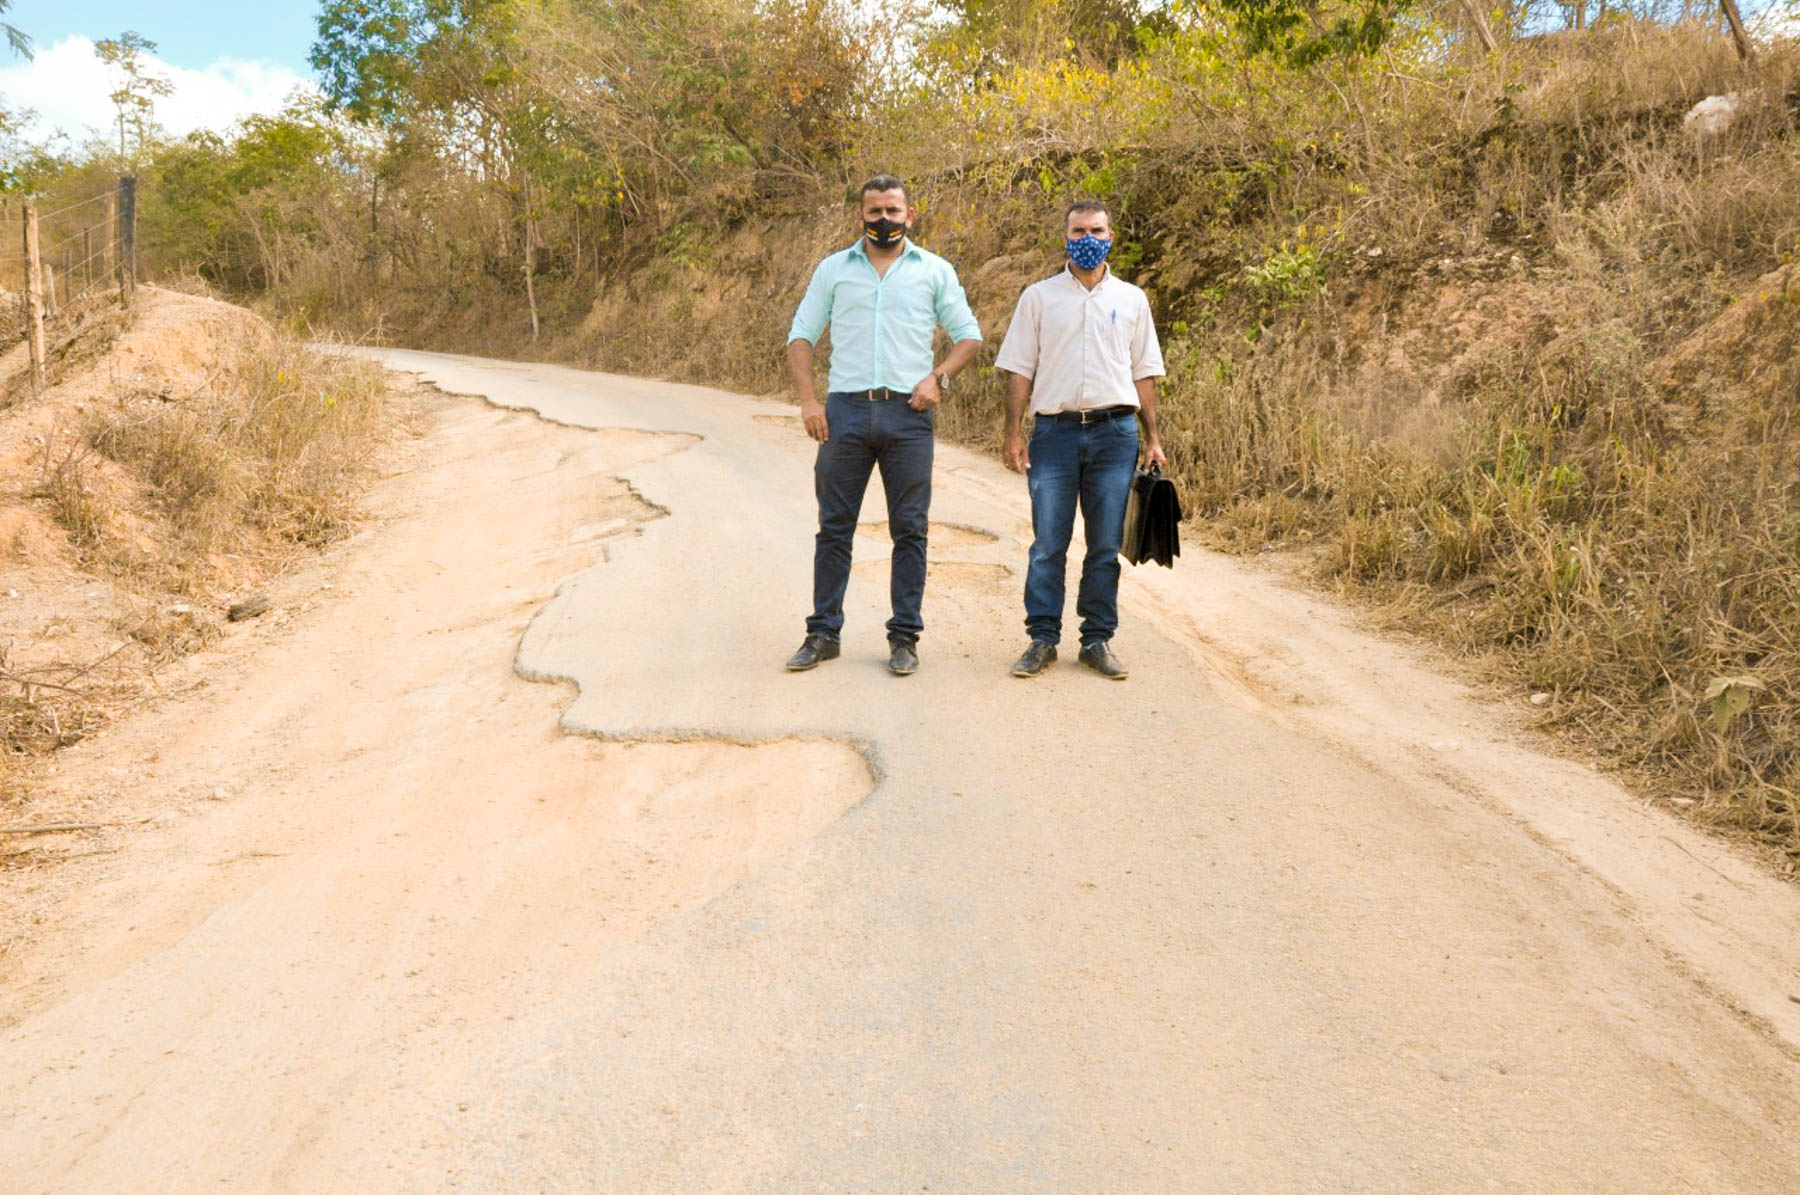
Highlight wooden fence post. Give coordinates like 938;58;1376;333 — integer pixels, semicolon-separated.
23;202;46;389
104;191;117;292
116;176;137;304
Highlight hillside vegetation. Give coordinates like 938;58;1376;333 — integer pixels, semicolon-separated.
0;290;389;786
7;3;1798;860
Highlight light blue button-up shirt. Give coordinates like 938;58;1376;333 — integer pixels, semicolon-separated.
787;239;982;394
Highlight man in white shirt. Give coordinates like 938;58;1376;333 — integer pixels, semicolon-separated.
994;199;1168;679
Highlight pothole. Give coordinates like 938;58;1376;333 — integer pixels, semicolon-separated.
856;521;998;548
851;559;1013;596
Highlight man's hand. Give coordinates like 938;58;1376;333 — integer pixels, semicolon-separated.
1144;436;1167;471
1002;370;1033;474
908;373;941;411
801;398;829;443
1004;428;1030;473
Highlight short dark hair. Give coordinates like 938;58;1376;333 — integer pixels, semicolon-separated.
860;174;908;203
1065;198;1111;224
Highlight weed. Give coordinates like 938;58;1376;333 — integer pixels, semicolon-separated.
79;336;387;584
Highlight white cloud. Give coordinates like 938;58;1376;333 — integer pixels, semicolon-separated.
0;36;316;146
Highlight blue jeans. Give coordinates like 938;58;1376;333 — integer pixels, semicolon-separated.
1024;414;1139;647
808;393;935;645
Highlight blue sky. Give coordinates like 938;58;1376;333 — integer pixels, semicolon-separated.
12;0;322;73
2;1;323;141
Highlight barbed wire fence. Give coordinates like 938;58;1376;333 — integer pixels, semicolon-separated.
3;178;138;391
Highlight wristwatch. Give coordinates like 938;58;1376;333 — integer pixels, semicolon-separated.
934;371;951;392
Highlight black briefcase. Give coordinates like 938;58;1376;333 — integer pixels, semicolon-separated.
1122;465;1182;568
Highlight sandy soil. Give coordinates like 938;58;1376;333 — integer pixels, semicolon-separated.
1;353;1798;1191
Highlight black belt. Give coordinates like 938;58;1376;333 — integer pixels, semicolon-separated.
838;388;911;402
1038;404;1137;425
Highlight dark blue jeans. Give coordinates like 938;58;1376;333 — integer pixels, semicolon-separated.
808;393;935;645
1024;414;1139;647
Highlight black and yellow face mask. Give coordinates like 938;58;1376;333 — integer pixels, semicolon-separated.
863;217;906;249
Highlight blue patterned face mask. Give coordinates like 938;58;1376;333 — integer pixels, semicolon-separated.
1066;234;1113;270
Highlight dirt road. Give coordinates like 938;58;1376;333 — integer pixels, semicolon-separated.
4;352;1800;1191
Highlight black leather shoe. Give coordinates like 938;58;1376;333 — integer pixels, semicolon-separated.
1078;641;1129;679
785;634;840;672
888;640;919;676
1010;640;1057;678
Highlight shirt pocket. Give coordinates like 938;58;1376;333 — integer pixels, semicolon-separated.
1099;308;1135;373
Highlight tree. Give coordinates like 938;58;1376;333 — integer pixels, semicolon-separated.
1719;0;1757;63
149;101;350;292
312;0;434;126
1215;0;1419;66
2;0;30;59
933;0;1172;71
1;2;33;193
314;1;544;327
311;0;517;129
94;32;174;166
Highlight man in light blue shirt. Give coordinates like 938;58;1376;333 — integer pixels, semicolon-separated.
784;175;983;676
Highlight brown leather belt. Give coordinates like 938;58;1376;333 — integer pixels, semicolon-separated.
837;388;911;401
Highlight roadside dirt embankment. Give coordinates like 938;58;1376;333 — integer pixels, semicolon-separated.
0;286;392;837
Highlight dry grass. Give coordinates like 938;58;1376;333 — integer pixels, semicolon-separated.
51;336;387;590
0;642;114;758
886;25;1800;862
5;327;390;778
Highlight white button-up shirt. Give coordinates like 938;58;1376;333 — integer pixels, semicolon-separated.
994;266;1165;414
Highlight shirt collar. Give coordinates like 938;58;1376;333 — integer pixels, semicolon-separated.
1061;263;1114;292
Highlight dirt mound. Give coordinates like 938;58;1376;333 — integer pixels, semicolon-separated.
0;288;272;572
100;287;276;394
1657;261;1800;400
0;287;373;791
2;285;270;402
